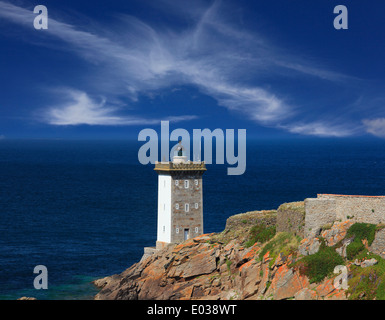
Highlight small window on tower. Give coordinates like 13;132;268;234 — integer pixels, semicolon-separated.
194;179;198;186
176;228;179;234
184;180;189;189
194;203;198;209
195;227;199;233
185;203;189;212
175;180;179;186
175;203;179;210
163;226;165;232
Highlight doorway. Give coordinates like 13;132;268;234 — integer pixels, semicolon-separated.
184;228;189;241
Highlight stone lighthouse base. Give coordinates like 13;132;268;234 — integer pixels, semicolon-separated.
140;241;176;262
140;246;158;263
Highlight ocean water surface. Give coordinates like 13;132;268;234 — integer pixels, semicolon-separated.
1;138;385;299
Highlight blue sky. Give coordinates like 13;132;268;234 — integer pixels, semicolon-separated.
0;0;385;139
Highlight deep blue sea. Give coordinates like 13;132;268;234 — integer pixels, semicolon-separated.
1;138;385;299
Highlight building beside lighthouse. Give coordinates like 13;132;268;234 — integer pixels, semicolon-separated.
142;142;206;259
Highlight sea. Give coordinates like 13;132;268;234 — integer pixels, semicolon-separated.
1;137;385;299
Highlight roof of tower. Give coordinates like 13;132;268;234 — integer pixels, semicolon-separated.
154;161;207;173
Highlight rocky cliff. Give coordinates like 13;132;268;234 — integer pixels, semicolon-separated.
93;202;385;300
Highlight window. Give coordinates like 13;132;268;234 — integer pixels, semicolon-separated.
184;180;189;189
176;228;179;234
195;227;199;233
175;203;179;210
163;226;165;232
194;203;199;209
185;203;189;212
175;180;179;186
194;179;199;186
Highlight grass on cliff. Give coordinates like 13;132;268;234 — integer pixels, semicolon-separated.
245;223;276;248
347;253;385;300
296;223;379;285
345;223;376;260
277;201;305;216
343;222;385;300
258;232;302;267
296;240;345;284
213;210;277;246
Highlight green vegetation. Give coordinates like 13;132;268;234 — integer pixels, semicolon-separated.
245;223;276;248
346;240;365;260
295;223;380;286
226;259;232;269
321;223;333;231
341;223;385;300
258;232;302;267
212;209;277;246
278;201;305;216
296;240;344;284
212;207;385;300
346;223;376;244
345;223;376;260
347;253;385;300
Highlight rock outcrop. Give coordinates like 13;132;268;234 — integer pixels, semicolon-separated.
94;229;347;300
93;202;385;300
94;208;348;300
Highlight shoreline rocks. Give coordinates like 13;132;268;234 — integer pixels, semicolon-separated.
93;209;348;300
93;202;385;300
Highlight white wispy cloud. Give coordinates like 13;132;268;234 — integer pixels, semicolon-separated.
362;118;385;138
282;121;359;138
44;90;197;126
0;0;363;134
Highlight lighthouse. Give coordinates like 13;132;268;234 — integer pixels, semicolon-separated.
153;140;206;250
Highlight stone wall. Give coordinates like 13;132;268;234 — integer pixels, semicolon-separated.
369;228;385;258
276;201;306;237
304;198;337;237
305;194;385;237
319;194;385;224
171;173;204;243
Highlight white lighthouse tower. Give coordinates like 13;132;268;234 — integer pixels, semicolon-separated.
141;141;206;260
155;140;206;250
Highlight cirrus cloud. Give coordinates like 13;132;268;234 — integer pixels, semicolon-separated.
44;90;197;126
0;0;374;136
363;118;385;138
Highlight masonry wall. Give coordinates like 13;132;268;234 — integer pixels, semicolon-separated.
318;194;385;225
369;228;385;258
276;201;306;238
304;198;337;237
305;194;385;238
170;172;204;243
